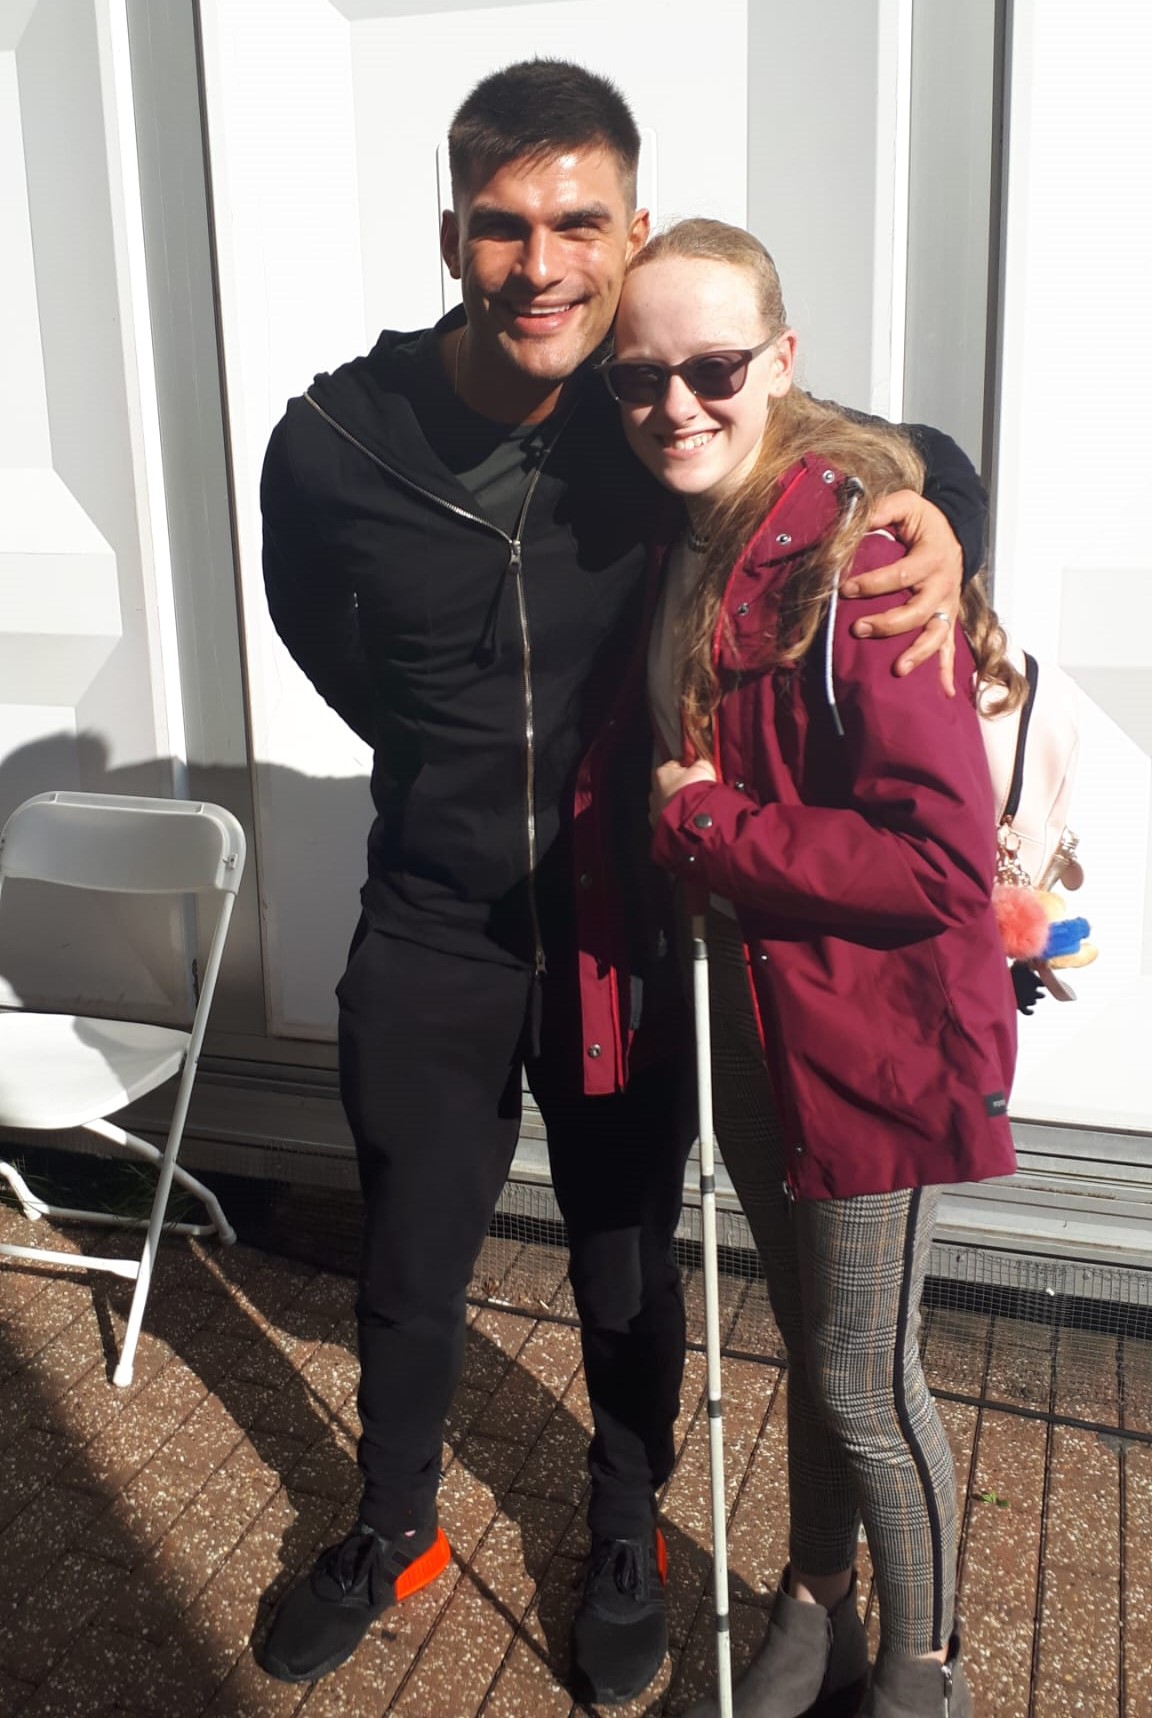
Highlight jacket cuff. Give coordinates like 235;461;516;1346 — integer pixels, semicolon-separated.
651;779;741;883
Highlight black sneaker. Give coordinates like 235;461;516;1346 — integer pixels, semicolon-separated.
570;1527;669;1706
260;1516;450;1683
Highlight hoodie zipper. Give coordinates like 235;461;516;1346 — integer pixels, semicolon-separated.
304;389;557;980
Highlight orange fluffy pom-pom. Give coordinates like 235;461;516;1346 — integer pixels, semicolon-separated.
993;883;1050;959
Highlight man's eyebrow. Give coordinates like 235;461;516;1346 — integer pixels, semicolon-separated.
466;202;617;232
554;204;615;228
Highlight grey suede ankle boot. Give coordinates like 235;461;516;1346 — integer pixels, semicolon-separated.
861;1632;973;1716
683;1569;869;1718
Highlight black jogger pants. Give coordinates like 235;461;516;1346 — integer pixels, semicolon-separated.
336;922;694;1540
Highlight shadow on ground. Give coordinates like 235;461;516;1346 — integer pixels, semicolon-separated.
0;1202;776;1716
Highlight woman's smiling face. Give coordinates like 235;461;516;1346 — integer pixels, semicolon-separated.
612;255;795;509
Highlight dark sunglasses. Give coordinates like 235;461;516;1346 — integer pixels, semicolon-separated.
600;337;777;406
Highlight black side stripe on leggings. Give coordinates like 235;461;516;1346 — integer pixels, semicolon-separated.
893;1188;945;1652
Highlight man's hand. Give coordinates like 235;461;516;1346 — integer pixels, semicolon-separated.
840;490;963;695
650;758;718;829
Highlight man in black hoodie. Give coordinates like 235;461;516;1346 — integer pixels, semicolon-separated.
258;59;986;1703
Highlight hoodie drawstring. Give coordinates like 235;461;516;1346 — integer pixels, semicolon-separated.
823;476;866;739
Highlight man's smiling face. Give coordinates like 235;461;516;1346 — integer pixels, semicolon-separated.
440;146;649;419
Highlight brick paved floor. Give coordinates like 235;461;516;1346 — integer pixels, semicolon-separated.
0;1202;1146;1717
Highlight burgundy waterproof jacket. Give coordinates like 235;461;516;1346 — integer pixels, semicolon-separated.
576;454;1017;1200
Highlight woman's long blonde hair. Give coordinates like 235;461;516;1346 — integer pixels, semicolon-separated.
627;219;1024;757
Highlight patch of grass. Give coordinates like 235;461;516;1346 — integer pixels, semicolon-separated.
975;1488;1011;1508
0;1146;195;1229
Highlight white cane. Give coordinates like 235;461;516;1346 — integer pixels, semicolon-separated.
690;898;734;1718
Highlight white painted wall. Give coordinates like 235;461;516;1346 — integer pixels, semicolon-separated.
991;0;1152;1130
747;0;909;415
903;0;998;465
122;0;266;1037
0;0;194;1021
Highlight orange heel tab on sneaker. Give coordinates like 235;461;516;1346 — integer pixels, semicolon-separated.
393;1528;451;1602
655;1528;668;1585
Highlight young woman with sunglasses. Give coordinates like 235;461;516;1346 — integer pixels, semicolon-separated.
606;219;1020;1717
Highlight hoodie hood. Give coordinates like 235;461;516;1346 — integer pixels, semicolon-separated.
302;309;471;501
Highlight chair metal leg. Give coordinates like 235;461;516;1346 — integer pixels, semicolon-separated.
0;1129;235;1387
0;1160;51;1221
1;1084;236;1391
113;1231;155;1385
0;1240;138;1279
0;1191;218;1240
111;1134;184;1388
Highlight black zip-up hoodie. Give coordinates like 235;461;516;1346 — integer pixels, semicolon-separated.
261;308;988;971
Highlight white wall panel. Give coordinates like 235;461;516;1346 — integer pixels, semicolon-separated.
0;470;121;704
0;1;195;1022
991;0;1152;1130
0;52;50;464
196;0;373;1030
122;0;266;1037
903;0;998;465
746;0;908;415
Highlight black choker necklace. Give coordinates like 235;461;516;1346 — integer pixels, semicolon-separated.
685;522;711;554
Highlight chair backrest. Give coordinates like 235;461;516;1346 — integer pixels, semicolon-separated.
0;792;246;896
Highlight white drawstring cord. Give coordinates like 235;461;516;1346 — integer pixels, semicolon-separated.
823;477;865;738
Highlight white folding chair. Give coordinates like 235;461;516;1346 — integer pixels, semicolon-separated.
0;791;246;1385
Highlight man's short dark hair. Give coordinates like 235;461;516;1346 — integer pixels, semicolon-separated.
448;59;640;206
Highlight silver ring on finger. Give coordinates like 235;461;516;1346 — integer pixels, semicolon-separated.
931;610;951;625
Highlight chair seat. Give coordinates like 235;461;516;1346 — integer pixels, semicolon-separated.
0;1011;189;1131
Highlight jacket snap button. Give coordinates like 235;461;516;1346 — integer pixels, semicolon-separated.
759;952;768;961
737;602;750;616
579;872;592;888
587;1044;602;1058
692;812;714;830
734;780;745;791
822;469;836;484
794;1143;805;1154
776;532;791;545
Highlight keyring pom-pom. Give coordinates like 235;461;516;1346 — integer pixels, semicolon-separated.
993;883;1050;959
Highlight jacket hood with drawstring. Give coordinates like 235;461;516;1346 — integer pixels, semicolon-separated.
581;455;1018;1194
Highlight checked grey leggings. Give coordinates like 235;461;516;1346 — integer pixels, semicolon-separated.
706;911;955;1657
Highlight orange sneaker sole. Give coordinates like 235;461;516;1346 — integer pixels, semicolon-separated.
392;1527;452;1603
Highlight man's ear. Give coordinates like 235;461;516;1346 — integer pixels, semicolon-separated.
440;209;462;280
626;207;651;263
